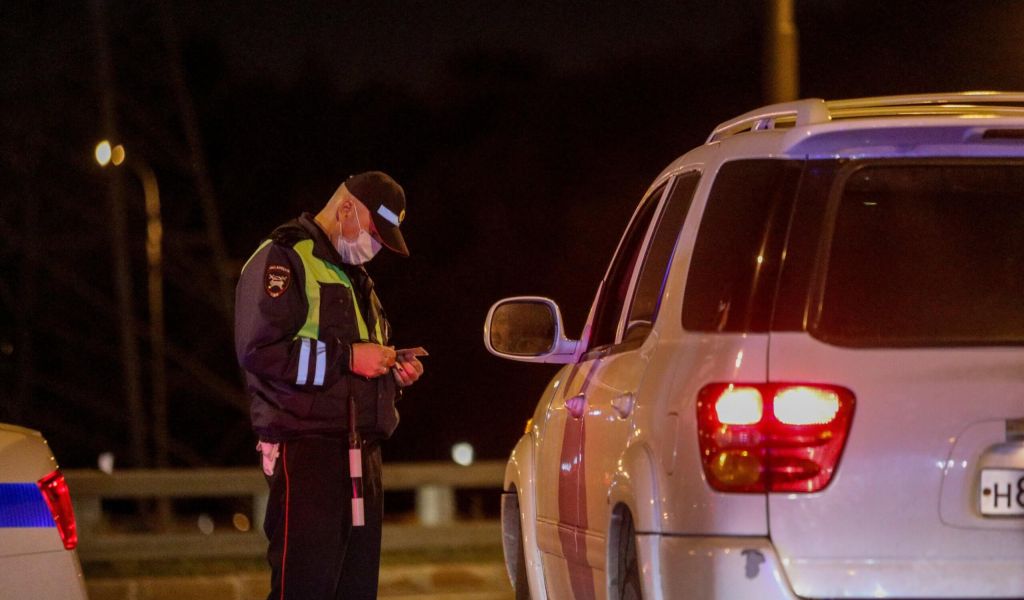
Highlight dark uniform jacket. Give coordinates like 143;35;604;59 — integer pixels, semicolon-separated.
235;213;399;442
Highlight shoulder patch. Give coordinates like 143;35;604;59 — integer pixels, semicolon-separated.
264;264;291;298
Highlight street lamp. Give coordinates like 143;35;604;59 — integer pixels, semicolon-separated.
94;140;125;167
95;140;168;469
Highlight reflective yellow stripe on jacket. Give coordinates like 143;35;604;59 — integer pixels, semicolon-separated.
241;238;383;343
291;239;382;342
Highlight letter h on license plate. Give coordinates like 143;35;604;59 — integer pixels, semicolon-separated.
980;469;1024;516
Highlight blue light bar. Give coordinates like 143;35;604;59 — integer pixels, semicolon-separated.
0;483;55;528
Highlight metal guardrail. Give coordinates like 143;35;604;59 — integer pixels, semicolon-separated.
65;461;506;562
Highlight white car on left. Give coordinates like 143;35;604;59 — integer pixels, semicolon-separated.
0;422;88;599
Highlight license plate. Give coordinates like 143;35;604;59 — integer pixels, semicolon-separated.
980;469;1024;516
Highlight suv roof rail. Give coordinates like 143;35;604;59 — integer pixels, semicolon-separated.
708;98;829;143
827;91;1024;110
707;91;1024;143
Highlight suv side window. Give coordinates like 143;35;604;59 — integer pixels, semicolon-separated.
682;160;802;333
621;172;701;346
587;183;667;351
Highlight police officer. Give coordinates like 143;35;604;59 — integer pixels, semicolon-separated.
235;171;424;600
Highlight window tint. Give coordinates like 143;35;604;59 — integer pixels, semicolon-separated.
682;160;803;332
623;172;701;345
814;161;1024;346
588;184;666;350
771;161;845;331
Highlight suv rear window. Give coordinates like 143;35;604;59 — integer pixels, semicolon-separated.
814;161;1024;346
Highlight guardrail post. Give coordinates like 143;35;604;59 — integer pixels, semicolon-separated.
74;495;103;537
416;484;454;526
253;491;268;532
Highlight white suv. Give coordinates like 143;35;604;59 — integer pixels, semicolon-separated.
0;423;88;598
485;93;1024;599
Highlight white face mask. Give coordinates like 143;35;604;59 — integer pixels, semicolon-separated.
335;209;382;265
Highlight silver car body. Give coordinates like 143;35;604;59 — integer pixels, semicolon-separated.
489;93;1024;599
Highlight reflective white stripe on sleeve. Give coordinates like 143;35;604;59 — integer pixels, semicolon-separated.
314;340;326;386
296;338;310;385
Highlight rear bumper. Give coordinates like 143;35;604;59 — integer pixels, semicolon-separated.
652;535;799;600
653;534;1024;599
782;557;1024;599
0;549;88;599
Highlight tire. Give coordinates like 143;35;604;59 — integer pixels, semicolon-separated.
513;521;531;600
502;491;532;600
615;510;643;600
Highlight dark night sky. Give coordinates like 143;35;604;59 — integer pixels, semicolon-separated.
2;1;1024;468
180;1;753;94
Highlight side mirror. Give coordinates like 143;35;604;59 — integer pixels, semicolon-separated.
484;296;579;364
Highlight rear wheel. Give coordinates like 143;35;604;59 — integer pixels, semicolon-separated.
614;510;642;600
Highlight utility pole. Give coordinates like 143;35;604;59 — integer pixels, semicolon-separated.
764;0;800;104
91;0;148;468
136;159;168;470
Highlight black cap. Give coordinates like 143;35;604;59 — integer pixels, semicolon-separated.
344;171;409;257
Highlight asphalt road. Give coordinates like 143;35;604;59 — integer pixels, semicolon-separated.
86;561;513;600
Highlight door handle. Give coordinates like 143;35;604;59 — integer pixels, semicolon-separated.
566;394;586;419
611;393;635;419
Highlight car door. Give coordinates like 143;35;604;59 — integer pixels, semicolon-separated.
550;172;699;599
533;358;601;598
534;180;666;599
582;173;700;584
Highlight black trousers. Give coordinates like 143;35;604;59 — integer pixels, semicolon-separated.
264;436;384;600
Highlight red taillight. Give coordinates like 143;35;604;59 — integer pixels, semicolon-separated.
697;383;855;493
37;470;78;550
